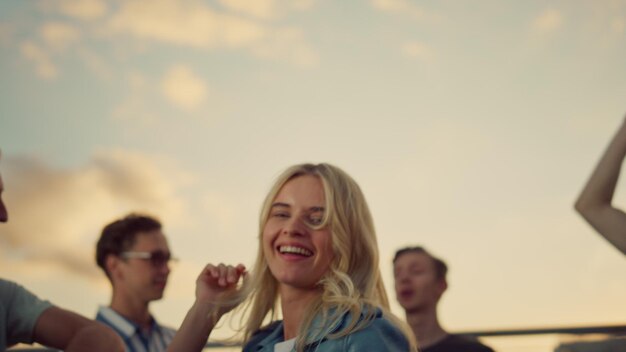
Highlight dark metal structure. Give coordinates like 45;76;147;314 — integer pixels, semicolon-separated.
10;324;626;351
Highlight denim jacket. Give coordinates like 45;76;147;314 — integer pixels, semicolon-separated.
242;307;410;352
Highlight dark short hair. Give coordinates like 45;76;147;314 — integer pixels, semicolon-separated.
96;214;162;276
393;246;448;280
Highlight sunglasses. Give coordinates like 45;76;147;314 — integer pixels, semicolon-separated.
120;250;178;267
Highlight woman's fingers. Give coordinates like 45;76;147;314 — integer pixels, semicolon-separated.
224;263;246;285
202;263;219;279
217;263;227;286
236;263;246;274
200;263;246;287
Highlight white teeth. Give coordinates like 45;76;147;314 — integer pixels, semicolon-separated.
279;245;312;257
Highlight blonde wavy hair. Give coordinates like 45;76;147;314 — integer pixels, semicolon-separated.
229;163;416;351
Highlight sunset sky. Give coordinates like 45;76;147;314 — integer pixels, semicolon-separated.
1;1;625;351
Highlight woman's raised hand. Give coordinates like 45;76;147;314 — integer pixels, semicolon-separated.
196;263;247;316
166;263;247;352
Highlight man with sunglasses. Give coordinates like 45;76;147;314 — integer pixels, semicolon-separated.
96;214;177;352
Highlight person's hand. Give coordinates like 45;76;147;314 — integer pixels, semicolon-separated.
166;263;247;352
195;263;247;317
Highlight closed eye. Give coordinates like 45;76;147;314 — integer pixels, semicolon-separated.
271;211;290;218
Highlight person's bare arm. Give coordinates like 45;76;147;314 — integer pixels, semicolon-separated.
575;116;626;254
33;306;125;352
167;263;246;352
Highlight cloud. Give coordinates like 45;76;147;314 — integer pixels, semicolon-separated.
401;41;435;62
372;0;415;13
114;67;211;121
612;17;625;34
0;150;190;279
112;72;159;123
19;22;81;79
218;0;278;20
16;0;317;79
0;246;101;279
19;41;57;79
251;27;319;67
76;47;113;80
371;0;438;22
40;22;81;51
217;0;315;20
105;0;316;67
532;9;564;33
108;0;266;48
161;65;209;111
58;0;108;20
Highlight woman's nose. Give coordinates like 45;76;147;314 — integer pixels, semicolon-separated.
282;216;306;236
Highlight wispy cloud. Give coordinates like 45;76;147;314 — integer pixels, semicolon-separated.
218;0;280;20
113;67;211;121
18;22;81;79
531;9;564;34
217;0;315;20
111;72;157;123
371;0;439;22
13;0;318;80
161;65;209;111
112;72;155;123
107;0;265;48
76;47;113;80
40;22;81;51
19;41;57;79
589;1;626;36
612;17;625;34
58;0;108;21
401;41;435;62
0;150;190;279
251;27;318;67
104;0;316;66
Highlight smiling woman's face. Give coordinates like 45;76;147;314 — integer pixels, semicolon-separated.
262;175;334;291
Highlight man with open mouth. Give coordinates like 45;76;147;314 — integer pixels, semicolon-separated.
393;246;494;352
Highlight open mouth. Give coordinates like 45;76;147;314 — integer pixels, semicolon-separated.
399;289;414;299
153;278;167;287
278;245;313;257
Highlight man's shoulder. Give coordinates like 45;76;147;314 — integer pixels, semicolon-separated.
0;278;54;347
0;278;24;296
0;278;52;309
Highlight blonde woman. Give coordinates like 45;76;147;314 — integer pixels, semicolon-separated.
169;163;416;351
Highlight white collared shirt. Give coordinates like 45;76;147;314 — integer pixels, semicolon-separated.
96;306;176;352
274;337;296;352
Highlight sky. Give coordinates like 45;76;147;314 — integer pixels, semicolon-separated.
1;1;625;351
